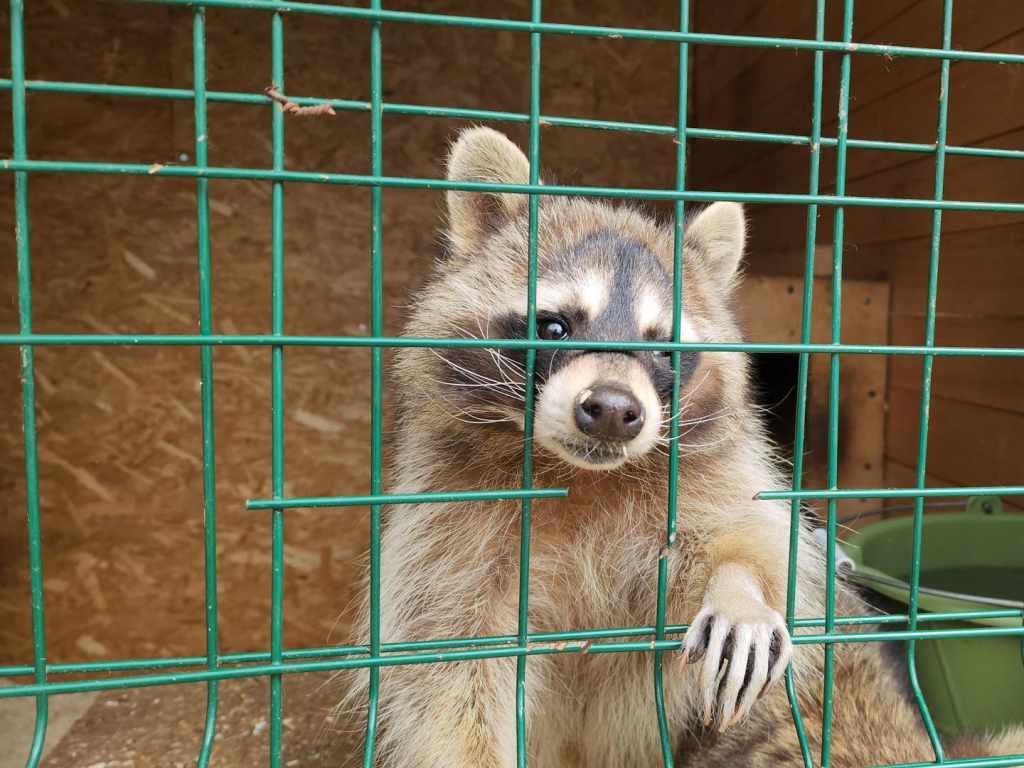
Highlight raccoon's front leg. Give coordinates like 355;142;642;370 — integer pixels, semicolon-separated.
673;508;794;733
679;562;792;730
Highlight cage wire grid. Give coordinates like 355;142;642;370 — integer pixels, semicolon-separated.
2;0;1023;766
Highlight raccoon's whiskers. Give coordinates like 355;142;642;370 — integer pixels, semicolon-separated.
429;348;525;402
461;310;528;393
546;348;562;379
488;347;527;390
677;418;746;455
425;374;513;394
480;309;529;387
658;368;713;424
680;368;712;409
655;407;737;444
437;317;522;383
679;408;737;434
421;383;515;425
454;414;516;425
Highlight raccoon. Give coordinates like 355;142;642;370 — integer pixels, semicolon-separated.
339;127;1024;768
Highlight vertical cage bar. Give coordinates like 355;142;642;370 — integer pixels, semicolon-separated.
784;0;827;763
652;1;690;765
269;11;286;767
903;0;954;761
362;0;385;763
191;7;221;765
9;2;49;766
821;1;855;764
515;0;542;763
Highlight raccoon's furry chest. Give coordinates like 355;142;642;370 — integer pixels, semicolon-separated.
526;489;700;632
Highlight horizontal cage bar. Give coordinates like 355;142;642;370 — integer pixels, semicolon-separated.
1;79;1021;161
2;622;1022;699
865;756;1024;768
245;487;569;510
2;606;1019;680
131;0;1024;65
759;486;1024;500
4;159;1024;214
0;333;1021;358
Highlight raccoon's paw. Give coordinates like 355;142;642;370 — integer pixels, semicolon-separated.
677;593;791;732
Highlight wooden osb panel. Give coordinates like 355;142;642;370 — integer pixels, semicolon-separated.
0;0;690;679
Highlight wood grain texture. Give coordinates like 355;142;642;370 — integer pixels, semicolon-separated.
736;276;889;519
693;0;1024;502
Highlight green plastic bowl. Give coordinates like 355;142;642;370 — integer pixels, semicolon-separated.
841;497;1024;734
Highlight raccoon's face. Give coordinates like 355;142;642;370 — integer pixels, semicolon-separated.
513;229;693;469
401;127;747;473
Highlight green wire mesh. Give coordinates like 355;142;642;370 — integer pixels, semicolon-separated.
3;0;1023;767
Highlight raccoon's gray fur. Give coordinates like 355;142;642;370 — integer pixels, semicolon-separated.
337;127;1024;768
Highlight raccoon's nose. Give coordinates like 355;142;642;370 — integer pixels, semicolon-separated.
574;385;646;442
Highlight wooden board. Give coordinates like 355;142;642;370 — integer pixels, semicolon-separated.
887;388;1024;492
889;314;1024;414
696;0;1024;192
736;276;890;520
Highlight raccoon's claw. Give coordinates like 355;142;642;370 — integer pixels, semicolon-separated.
679;612;713;664
678;598;792;732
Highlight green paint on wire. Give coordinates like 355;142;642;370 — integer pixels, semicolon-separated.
515;2;543;762
130;0;1024;66
9;1;48;765
783;0;827;760
1;77;1020;161
6;159;1024;214
362;1;385;763
191;8;221;766
0;333;1022;358
269;12;287;766
652;1;690;764
820;1;855;762
903;1;955;760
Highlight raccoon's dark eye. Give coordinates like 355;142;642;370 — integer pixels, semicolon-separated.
653;349;673;360
538;318;570;341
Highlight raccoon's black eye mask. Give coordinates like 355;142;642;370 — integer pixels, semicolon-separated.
649;349;702;400
492;310;586;344
489;311;701;395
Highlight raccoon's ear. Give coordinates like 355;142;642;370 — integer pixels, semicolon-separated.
685;202;746;292
445;127;531;253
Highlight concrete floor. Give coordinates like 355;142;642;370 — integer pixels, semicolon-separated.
1;673;357;767
0;681;98;768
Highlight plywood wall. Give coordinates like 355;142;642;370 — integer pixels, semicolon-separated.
691;0;1024;506
0;0;689;673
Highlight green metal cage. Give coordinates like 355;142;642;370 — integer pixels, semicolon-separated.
2;0;1022;766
